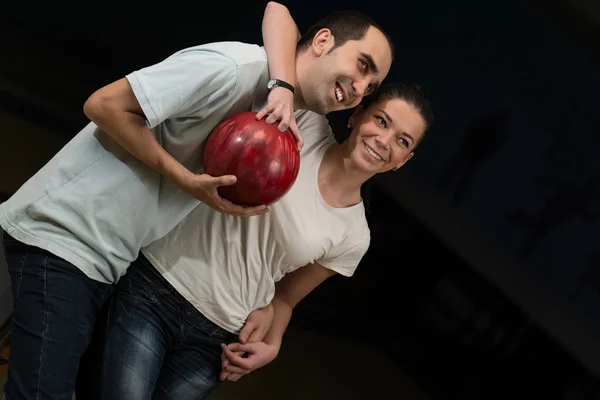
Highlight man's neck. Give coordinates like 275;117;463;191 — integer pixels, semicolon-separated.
292;82;306;110
293;51;311;111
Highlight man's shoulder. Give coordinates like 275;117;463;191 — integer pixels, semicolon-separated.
177;41;267;69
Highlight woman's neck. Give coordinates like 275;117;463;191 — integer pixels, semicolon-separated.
317;142;374;208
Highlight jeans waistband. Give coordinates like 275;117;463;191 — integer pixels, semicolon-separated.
2;229;49;255
133;254;235;339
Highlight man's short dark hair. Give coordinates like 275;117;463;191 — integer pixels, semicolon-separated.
297;10;394;60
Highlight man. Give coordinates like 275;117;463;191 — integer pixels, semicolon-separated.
1;2;393;399
79;5;395;399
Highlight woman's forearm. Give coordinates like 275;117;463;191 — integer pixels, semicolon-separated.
262;2;301;87
263;297;293;349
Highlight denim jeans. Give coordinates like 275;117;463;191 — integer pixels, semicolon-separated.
78;254;236;400
2;231;113;400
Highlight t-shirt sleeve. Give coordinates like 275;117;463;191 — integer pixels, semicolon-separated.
125;48;238;129
318;236;370;277
295;111;334;153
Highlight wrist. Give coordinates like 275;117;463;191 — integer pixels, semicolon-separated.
264;336;282;351
166;162;196;191
270;86;294;97
267;78;295;95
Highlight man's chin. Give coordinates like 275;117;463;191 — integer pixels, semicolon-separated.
315;102;332;115
324;102;343;114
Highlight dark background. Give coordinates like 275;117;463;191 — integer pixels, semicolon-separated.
1;0;599;398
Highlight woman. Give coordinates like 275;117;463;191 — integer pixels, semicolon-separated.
218;81;434;382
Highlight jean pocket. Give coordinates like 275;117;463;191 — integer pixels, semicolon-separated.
115;274;160;306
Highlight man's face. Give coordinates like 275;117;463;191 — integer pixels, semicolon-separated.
300;26;393;114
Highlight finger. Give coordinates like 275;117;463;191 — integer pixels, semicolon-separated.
228;373;244;382
227;342;255;354
221;204;268;217
239;323;254;344
256;106;274;121
220;371;230;381
290;121;304;151
277;118;290;133
221;344;253;369
219;199;269;217
265;111;281;125
224;364;250;374
246;329;264;343
222;350;246;369
212;175;237;188
247;328;263;343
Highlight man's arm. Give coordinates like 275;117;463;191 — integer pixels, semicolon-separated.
83;57;267;216
84;78;195;192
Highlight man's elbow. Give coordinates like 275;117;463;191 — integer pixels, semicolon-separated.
83;92;99;121
83;78;140;122
83;89;112;122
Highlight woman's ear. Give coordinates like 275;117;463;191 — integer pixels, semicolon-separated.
394;152;414;170
348;105;364;128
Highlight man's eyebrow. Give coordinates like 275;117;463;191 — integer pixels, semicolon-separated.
360;52;379;74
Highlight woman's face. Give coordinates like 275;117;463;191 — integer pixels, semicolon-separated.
346;97;426;174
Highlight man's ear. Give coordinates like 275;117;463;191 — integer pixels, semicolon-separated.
312;28;334;57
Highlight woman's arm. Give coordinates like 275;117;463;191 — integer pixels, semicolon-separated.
262;1;301;86
263;262;335;348
220;262;336;381
256;2;304;149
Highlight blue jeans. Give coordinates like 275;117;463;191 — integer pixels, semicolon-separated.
2;231;113;400
78;255;236;400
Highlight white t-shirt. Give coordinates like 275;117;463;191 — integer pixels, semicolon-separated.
0;42;272;283
142;110;371;334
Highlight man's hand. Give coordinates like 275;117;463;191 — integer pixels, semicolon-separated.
219;342;280;382
256;87;303;151
181;173;268;217
239;304;274;344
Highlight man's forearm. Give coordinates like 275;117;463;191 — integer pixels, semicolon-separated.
84;98;194;189
263;297;293;349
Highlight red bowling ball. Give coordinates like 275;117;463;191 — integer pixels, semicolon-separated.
203;112;300;206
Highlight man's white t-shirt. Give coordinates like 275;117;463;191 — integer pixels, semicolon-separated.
0;42;272;283
142;110;371;334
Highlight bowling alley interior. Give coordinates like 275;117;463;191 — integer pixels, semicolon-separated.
2;0;600;398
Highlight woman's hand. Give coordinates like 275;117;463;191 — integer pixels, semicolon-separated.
256;87;303;151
